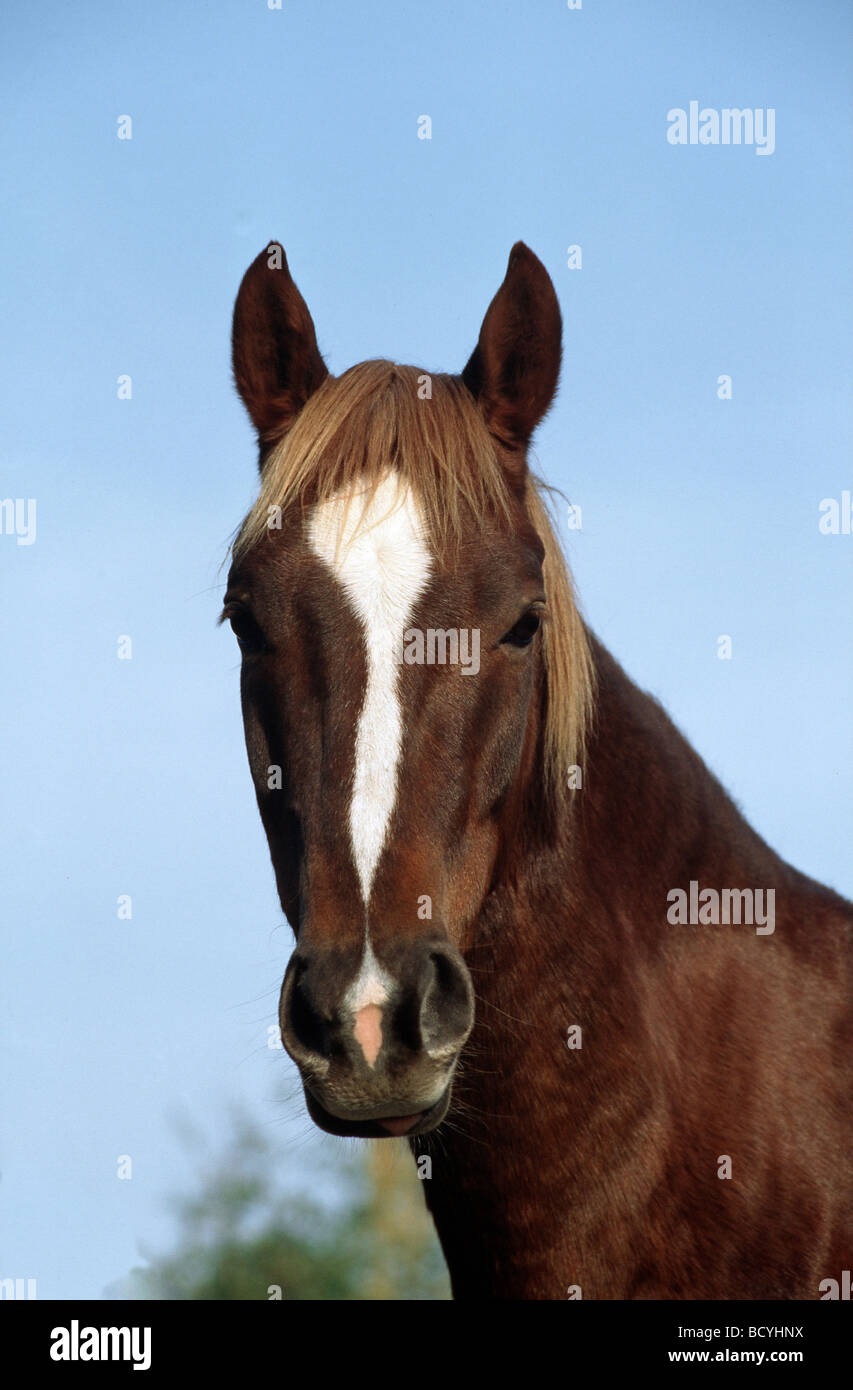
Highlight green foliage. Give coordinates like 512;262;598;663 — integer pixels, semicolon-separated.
110;1111;450;1301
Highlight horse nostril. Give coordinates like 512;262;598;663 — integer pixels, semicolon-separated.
280;957;331;1071
289;979;328;1057
419;945;475;1060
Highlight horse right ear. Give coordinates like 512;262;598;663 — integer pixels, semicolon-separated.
462;242;562;454
232;242;329;464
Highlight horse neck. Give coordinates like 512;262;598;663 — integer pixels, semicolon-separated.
418;629;778;1297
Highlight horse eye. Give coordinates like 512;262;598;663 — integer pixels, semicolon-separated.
501;610;542;648
225;605;267;655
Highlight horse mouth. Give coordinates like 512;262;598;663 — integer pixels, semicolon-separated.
303;1084;452;1139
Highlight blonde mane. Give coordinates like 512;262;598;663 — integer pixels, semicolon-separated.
232;360;595;799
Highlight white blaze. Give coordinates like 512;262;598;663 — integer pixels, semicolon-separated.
307;472;432;904
343;939;395;1014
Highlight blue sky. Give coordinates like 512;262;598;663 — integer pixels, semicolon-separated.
1;0;850;1298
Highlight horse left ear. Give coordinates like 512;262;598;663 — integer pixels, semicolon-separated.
232;242;329;463
462;242;562;453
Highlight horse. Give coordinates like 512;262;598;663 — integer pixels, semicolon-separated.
224;240;853;1299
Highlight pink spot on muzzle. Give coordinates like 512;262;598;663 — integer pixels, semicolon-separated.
353;1003;383;1068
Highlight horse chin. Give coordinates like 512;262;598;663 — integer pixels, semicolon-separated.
302;1083;452;1139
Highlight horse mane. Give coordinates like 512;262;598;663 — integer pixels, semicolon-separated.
231;359;595;802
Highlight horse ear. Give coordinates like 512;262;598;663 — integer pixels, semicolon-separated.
232;242;328;462
462;242;562;453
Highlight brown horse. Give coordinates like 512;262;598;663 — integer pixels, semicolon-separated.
224;240;853;1300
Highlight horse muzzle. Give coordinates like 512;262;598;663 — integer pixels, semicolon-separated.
278;937;474;1138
